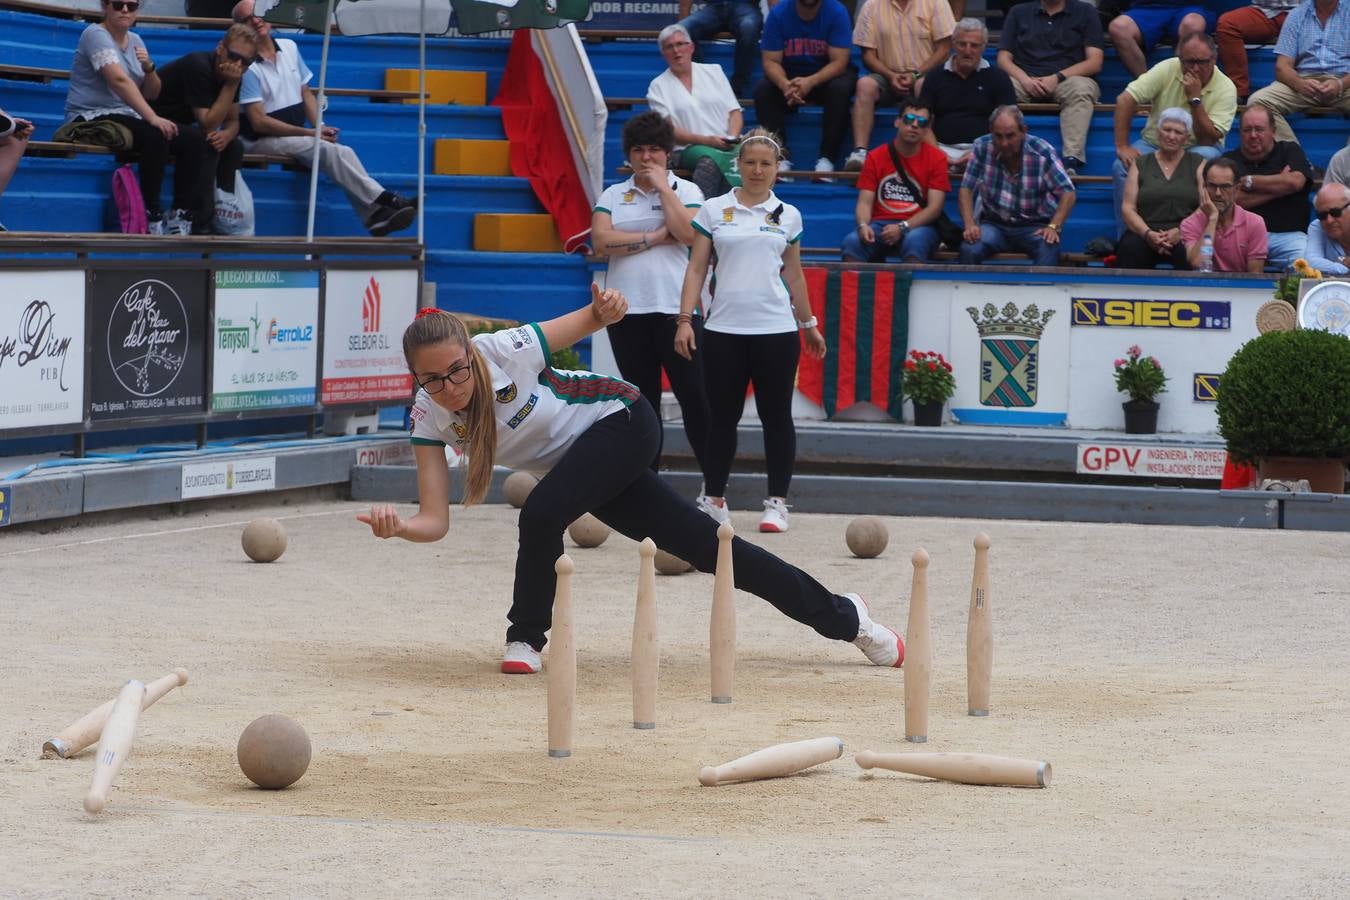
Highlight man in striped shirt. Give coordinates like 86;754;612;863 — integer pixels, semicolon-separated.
845;0;955;171
957;105;1077;266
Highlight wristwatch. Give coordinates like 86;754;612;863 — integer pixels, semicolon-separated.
1045;222;1060;232
1188;96;1202;107
1055;71;1066;84
1243;174;1254;192
143;59;155;73
900;220;911;233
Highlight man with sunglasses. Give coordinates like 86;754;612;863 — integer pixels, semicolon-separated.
1303;183;1350;274
149;23;257;234
1181;157;1269;272
840;100;949;263
1221;104;1313;270
231;0;415;237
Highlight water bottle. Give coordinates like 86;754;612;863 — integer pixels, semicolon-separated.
1198;234;1214;273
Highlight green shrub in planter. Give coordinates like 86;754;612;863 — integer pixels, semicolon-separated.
1216;329;1350;464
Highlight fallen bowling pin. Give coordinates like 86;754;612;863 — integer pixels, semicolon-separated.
698;736;844;786
855;750;1050;787
84;680;147;813
44;668;188;759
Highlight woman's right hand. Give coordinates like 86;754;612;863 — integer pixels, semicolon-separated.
150;115;178;140
674;320;697;360
357;503;404;539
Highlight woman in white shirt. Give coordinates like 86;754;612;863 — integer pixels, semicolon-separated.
591;112;711;476
646;24;744;201
675;129;826;534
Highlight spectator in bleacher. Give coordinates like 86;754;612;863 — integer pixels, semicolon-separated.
920;18;1015;172
648;24;744;199
1107;1;1213;79
1117;107;1203;268
674;129;825;534
590;111;711;478
676;0;762;99
1181;157;1269;272
148;24;257;235
1303;181;1350;273
840;98;949;262
1221;104;1313;270
753;0;856;182
1112;33;1237;237
1216;0;1300;103
62;0;219;234
0;108;33;231
1325;140;1350;186
844;0;955;172
958;104;1076;265
1247;0;1350;144
231;0;415;237
996;0;1104;176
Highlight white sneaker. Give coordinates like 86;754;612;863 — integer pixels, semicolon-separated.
758;497;790;533
844;147;868;171
845;593;904;667
163;208;192;236
812;157;835;183
776;159;794;182
501;641;541;674
697;494;732;525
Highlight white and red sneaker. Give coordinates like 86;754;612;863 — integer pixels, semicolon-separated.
697;494;732;525
844;593;904;667
501;641;541;674
758;498;790;533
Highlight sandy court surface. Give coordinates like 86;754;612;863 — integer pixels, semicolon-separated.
1;496;1348;898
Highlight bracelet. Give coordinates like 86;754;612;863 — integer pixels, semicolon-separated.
642;232;650;248
675;312;693;325
798;315;818;330
1046;222;1060;232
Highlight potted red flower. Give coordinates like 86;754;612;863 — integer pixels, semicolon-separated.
1113;345;1168;434
902;350;956;426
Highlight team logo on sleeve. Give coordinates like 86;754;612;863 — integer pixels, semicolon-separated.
508;326;533;350
495;383;518;404
408;405;426;433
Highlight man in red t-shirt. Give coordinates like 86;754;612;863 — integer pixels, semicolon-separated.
841;99;951;262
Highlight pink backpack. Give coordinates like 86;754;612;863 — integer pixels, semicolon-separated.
112;164;148;234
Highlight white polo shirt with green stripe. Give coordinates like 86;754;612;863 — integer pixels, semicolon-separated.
409;324;640;474
693;190;803;335
594;174;703;315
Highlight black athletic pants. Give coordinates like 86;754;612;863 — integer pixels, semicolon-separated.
751;66;856;164
506;397;858;649
605;312;711;474
701;328;800;499
101;114;233;231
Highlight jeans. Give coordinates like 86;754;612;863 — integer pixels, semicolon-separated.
680;1;763;97
959;220;1061;266
840;221;940;262
1112;139;1224;237
507;398;859;649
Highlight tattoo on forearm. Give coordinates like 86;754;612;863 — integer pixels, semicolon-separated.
606;240;645;252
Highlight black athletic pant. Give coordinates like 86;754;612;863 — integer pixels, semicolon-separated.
701;328;800;499
506;397;858;649
102;115;225;230
605;312;711;474
751;66;856;163
1114;230;1191;270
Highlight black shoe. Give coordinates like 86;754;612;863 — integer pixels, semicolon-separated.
1084;236;1116;257
1062;156;1085;176
376;190;417;210
367;204;416;237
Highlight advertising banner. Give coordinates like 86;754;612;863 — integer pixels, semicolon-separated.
88;269;208;422
181;456;278;499
1076;443;1227;480
0;270;87;431
212;270;320;412
321;269;418;405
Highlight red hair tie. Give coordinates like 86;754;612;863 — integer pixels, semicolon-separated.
415;307;446;320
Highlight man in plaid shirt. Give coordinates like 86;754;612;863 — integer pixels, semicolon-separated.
958;105;1077;266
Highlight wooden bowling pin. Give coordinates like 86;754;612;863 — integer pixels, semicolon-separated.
632;538;659;729
699;736;844;786
967;533;992;717
856;750;1050;787
710;522;735;704
84;679;146;813
547;554;576;758
44;668;188;759
904;548;931;743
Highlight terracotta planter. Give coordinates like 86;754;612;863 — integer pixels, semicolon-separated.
1122;399;1159;435
1258;456;1348;494
913;400;944;426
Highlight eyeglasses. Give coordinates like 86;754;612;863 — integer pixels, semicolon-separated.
902;113;930;127
1204;181;1237;191
1180;56;1214;67
1317;203;1349;220
107;1;139;11
225;48;257;65
661;40;691;52
417;364;472;394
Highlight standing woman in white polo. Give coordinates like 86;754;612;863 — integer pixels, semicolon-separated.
591;111;711;476
675;128;826;534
